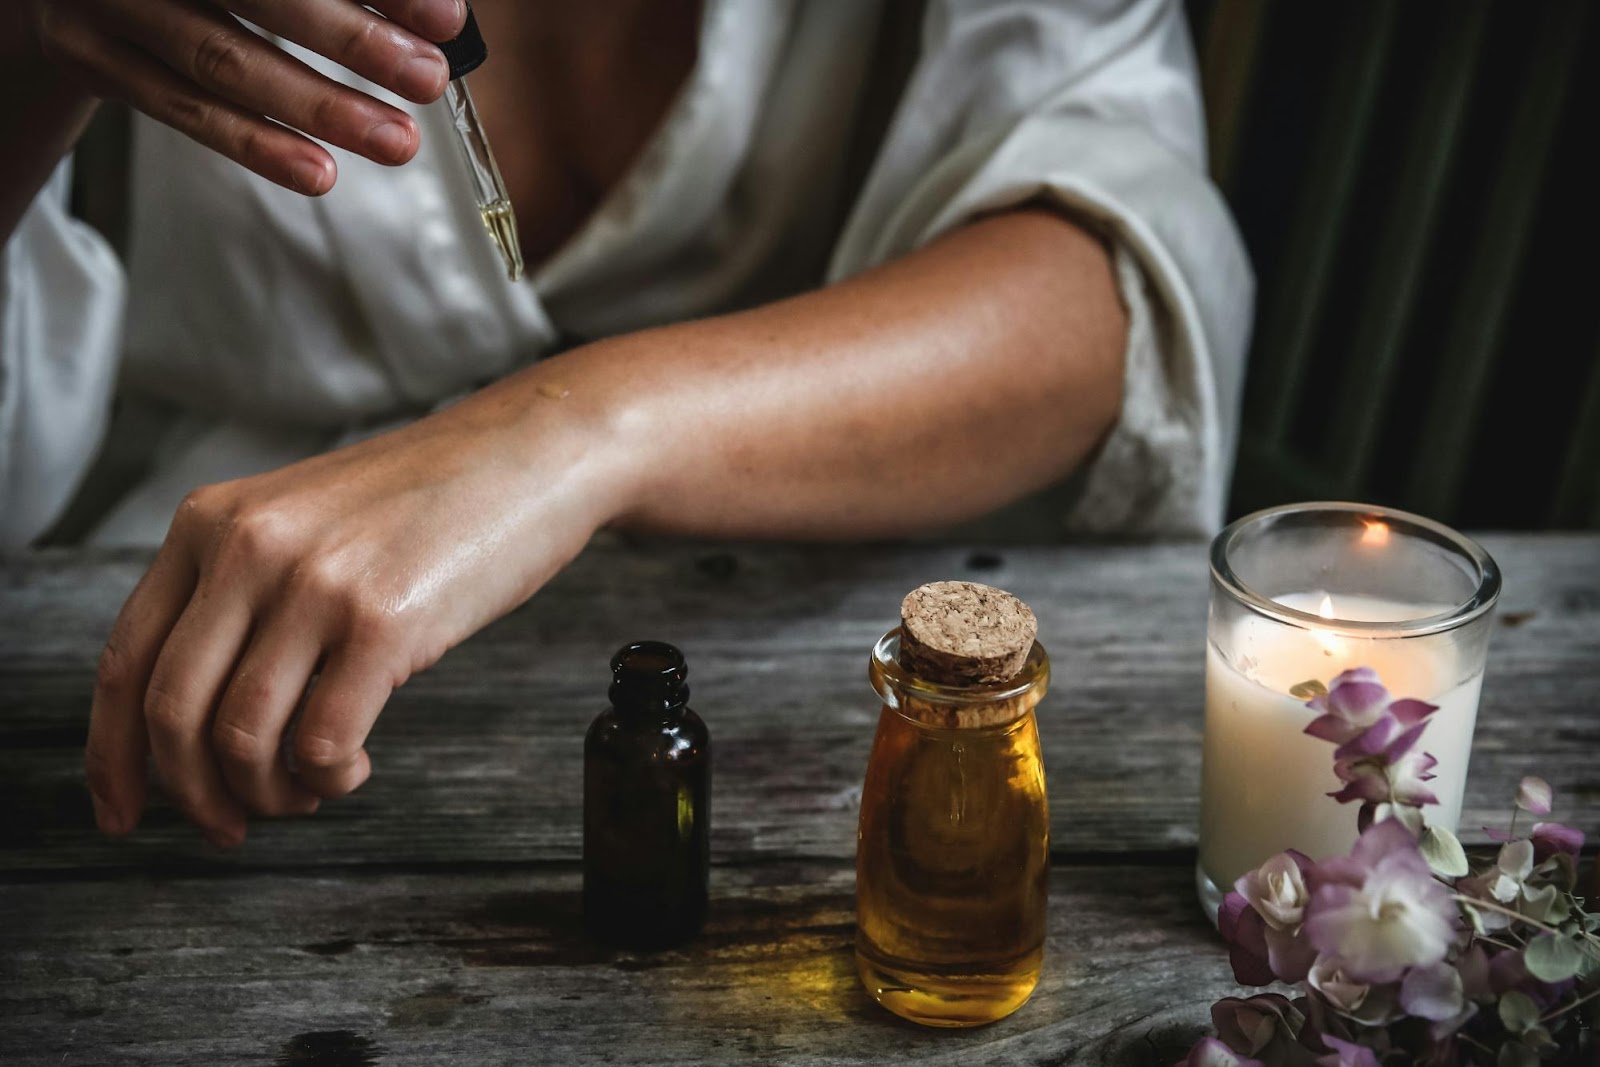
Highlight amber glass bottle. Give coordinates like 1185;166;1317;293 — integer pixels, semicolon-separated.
855;628;1051;1027
583;641;710;949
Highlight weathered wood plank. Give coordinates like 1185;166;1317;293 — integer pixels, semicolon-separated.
0;863;1248;1066
2;537;1597;873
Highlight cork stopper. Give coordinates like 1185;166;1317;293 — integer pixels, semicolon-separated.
899;581;1038;685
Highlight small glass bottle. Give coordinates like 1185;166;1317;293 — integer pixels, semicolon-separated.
855;600;1051;1027
583;641;710;949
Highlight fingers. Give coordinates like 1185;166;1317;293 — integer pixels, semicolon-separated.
103;0;423;166
212;620;324;818
86;547;196;836
363;0;469;44
290;645;396;800
224;0;457;99
143;581;252;846
75;28;337;194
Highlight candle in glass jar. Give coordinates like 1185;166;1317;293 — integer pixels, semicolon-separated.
1198;591;1484;892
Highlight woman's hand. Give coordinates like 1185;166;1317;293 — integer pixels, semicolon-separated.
28;0;467;194
85;372;635;845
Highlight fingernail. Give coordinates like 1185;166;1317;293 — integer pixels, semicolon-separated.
398;53;447;101
367;120;416;163
291;158;332;195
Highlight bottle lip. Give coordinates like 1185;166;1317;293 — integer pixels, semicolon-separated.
1210;501;1501;637
869;628;1049;708
609;640;689;715
611;640;687;680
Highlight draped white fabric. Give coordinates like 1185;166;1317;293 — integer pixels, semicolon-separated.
0;0;1251;547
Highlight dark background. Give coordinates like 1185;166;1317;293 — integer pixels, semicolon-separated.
1190;0;1599;529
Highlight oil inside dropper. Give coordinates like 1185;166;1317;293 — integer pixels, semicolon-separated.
439;6;524;282
480;198;524;282
442;72;525;283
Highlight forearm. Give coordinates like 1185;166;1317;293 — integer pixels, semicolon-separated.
504;208;1128;540
0;10;97;241
78;209;1126;844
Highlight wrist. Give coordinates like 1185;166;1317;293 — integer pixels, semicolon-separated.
481;339;659;536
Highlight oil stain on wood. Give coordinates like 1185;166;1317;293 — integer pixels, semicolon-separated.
275;1030;379;1066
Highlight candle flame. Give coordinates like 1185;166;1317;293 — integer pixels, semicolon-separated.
1315;594;1341;655
1361;520;1390;546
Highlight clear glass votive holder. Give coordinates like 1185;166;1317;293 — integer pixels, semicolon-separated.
1197;502;1500;920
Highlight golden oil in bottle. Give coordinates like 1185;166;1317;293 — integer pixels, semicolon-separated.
855;584;1050;1028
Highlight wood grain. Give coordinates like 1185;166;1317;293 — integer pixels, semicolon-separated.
0;862;1245;1067
2;537;1596;874
1;538;1597;1064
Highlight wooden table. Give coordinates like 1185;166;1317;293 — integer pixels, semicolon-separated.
3;537;1597;1065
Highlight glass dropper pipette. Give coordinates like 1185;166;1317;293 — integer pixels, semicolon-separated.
438;4;525;282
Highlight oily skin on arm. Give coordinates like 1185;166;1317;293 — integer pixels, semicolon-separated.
83;207;1126;845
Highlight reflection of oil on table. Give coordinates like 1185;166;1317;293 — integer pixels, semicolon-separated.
2;539;1596;1065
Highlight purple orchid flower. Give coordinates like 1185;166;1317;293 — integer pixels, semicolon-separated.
1303;668;1437;745
1398;961;1464;1022
1306;955;1403;1026
1304;821;1456;984
1516;776;1553;815
1201;667;1594;1067
1219;891;1277;987
1231;851;1319;982
1210;994;1305;1060
1529;821;1584;862
1323;711;1439;808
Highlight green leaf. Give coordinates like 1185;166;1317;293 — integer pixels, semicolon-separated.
1289;679;1328;700
1535;852;1578;892
1554;853;1577;883
1520;883;1569;925
1580;935;1600;976
1523;1026;1557;1051
1420;826;1470;878
1499;991;1540;1034
1525;933;1585;982
1497;1041;1538;1067
1462;901;1487;936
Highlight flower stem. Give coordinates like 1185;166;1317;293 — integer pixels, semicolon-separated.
1540;984;1600;1024
1453;895;1564;936
1472;934;1520;952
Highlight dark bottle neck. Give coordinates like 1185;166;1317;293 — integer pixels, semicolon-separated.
607;686;688;722
608;641;690;721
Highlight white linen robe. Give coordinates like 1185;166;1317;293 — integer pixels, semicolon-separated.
0;0;1253;547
